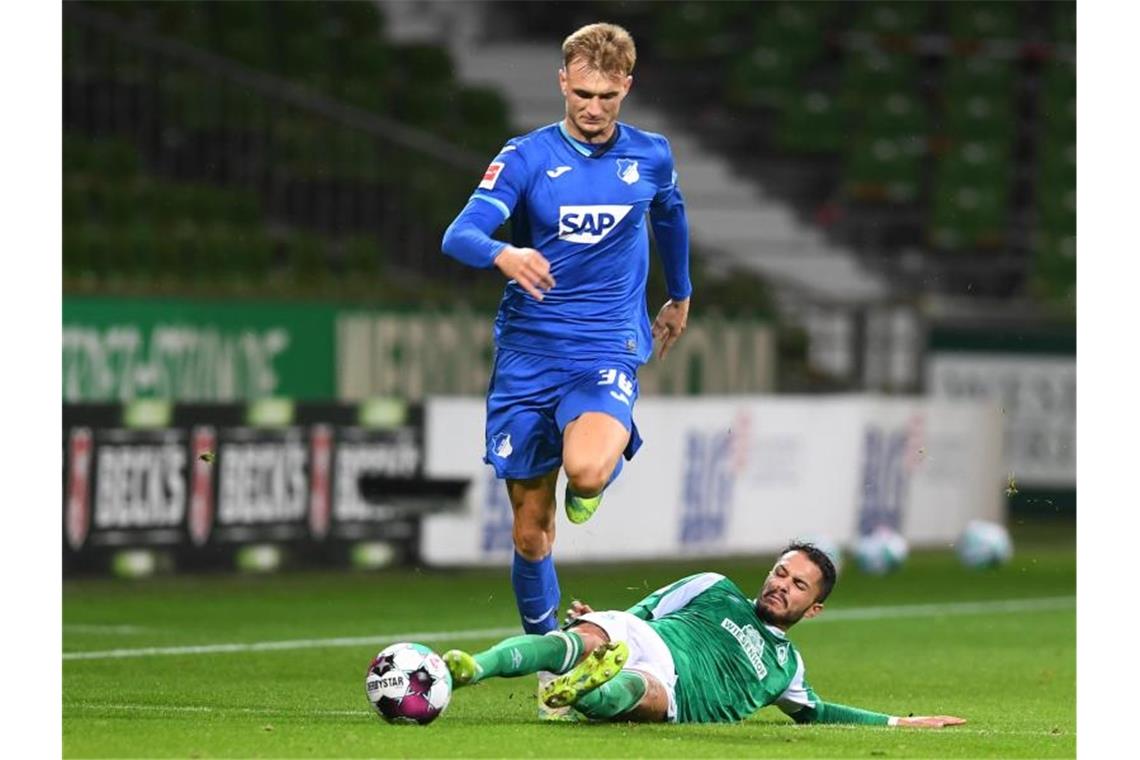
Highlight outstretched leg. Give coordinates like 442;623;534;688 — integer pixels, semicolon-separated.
445;622;609;687
574;669;670;722
444;630;586;687
560;616;672;723
447;620;670;724
541;639;629;708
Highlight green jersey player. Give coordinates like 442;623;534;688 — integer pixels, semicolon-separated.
443;543;965;727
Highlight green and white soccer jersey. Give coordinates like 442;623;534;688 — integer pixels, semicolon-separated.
632;573;820;723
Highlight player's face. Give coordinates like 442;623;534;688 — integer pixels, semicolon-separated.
559;59;631;143
755;551;825;629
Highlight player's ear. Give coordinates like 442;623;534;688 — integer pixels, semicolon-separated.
801;602;824;621
558;67;567;96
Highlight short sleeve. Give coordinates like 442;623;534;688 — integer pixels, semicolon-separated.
775;651;820;715
469;142;530;223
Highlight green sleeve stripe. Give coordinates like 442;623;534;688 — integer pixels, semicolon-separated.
791;701;892;726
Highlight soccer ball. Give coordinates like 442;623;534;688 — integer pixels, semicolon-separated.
365;642;452;725
956;520;1013;569
852;527;909;575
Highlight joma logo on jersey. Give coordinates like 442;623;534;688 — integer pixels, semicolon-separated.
559;205;632;244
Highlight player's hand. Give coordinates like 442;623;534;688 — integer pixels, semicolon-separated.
895;715;967;728
493;246;555;301
564;600;593;625
652;297;690;359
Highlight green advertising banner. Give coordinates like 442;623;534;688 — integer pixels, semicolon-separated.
335;311;775;398
64;297;777;402
63;297;337;401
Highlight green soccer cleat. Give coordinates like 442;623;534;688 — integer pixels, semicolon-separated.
564;483;605;525
541;640;629;709
443;649;482;688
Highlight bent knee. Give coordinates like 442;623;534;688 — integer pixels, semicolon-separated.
567;621;609;656
623;671;670;722
563;461;612;496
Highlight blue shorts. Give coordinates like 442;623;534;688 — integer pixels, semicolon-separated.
484;349;644;480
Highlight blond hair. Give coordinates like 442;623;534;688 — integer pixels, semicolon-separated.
561;23;636;77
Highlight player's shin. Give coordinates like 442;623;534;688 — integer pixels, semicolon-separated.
572;671;646;720
473;631;584;681
511;550;561;634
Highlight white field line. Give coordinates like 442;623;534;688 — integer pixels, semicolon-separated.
64;624;150;634
65;702;365;718
63;595;1074;662
63;626;523;661
62;702;1073;736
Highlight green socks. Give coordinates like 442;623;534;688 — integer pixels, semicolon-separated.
472;630;584;683
573;671;647;720
467;632;646;719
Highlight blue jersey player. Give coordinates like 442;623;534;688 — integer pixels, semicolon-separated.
441;24;692;717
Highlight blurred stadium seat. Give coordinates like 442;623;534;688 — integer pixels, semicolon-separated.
532;0;1075;309
62;0;1075;391
63;0;510;306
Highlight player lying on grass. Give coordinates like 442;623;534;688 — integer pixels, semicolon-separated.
444;542;966;726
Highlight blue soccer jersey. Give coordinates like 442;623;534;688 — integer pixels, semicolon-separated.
443;121;691;365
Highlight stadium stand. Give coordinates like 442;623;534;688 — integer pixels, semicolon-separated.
496;0;1075;310
62;0;1074;390
62;0;514;306
63;0;781;323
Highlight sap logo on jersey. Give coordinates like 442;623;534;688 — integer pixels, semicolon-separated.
558;205;632;244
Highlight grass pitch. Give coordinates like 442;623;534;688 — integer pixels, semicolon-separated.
63;522;1075;757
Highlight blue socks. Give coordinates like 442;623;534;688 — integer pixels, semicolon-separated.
512;551;561;634
511;458;626;632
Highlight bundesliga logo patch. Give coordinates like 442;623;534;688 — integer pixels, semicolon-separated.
479;161;505;190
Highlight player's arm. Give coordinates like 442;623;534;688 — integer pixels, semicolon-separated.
781;700;893;726
648;137;692;359
562;573;726;626
440;146;554;300
785;703;965;728
626;572;725;620
775;653;965;728
441;195;510;269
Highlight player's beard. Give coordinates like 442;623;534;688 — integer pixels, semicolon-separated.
755;597;803;628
